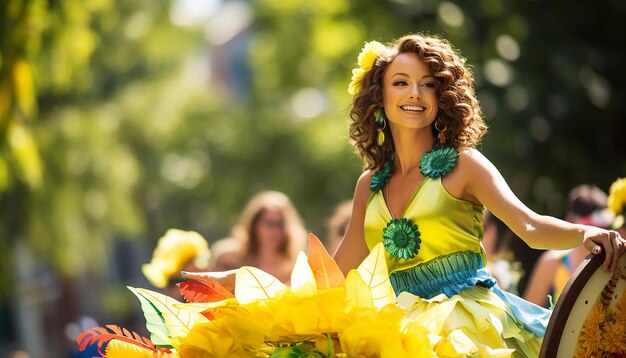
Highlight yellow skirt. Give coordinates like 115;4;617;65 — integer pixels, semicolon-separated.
397;286;543;358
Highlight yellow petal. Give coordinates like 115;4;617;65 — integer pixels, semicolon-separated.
290;251;317;295
105;339;178;358
434;329;478;357
307;233;345;289
344;270;373;310
357;243;396;309
479;346;515;358
235;266;286;304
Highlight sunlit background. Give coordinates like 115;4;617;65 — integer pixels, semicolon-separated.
1;0;625;356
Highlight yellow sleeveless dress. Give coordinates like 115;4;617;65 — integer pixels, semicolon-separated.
364;175;550;357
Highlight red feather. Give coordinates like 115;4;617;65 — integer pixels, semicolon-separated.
77;325;172;356
177;276;234;303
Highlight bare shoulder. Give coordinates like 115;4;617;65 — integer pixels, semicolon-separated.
354;169;375;203
456;147;492;170
454;147;500;181
443;148;497;204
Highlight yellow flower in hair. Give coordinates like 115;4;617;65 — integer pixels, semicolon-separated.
348;41;386;95
608;177;626;214
142;229;210;288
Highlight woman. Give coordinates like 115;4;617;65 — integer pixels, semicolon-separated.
332;34;625;356
210;190;307;284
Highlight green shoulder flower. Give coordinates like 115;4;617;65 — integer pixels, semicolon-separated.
382;218;421;260
370;159;394;192
419;146;459;178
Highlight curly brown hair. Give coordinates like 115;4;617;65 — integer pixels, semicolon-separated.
349;34;487;170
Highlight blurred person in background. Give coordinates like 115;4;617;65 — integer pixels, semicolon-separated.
523;184;613;307
210;191;307;284
325;200;353;254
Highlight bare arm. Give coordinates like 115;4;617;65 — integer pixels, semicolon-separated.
333;170;374;275
461;148;625;271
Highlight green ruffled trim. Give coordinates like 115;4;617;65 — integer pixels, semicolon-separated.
369;159;394;192
419;146;459;178
383;217;421;260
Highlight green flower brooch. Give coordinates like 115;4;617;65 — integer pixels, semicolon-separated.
419;146;459;178
383;218;421;260
369;159;394;192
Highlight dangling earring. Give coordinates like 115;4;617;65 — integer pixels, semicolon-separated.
376;110;387;146
435;119;447;145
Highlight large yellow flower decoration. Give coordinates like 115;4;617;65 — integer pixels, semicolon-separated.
81;234;499;357
347;41;387;95
142;229;210;288
608;177;626;229
608;177;626;214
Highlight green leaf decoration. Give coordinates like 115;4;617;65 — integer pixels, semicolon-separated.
129;287;207;345
128;287;172;347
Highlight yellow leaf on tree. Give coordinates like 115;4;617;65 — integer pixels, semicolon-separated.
307;233;345;289
8;123;42;188
0;80;11;125
11;59;36;117
235;266;286;304
357;243;396;309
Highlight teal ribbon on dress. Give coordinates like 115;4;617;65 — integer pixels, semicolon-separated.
389;251;496;299
389;250;550;337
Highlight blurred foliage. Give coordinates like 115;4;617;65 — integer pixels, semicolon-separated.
1;0;625;332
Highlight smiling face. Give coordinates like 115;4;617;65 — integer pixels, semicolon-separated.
382;52;438;131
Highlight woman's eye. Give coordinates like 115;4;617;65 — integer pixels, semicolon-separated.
421;82;435;88
393;81;408;86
